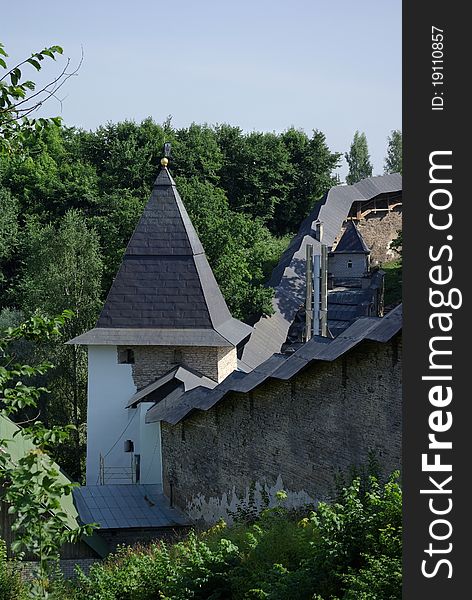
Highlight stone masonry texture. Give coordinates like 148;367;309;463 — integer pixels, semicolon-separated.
357;209;402;264
161;334;402;521
126;345;237;388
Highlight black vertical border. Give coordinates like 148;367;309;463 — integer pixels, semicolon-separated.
403;2;468;598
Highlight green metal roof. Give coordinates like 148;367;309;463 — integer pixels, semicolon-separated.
0;414;108;558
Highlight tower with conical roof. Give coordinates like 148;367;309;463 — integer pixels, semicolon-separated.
329;221;370;280
70;156;252;486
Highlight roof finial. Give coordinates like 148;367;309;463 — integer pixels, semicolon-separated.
161;142;171;168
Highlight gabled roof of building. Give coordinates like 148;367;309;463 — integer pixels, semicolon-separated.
332;221;370;254
241;173;401;369
69;167;252;347
147;304;402;425
126;365;217;409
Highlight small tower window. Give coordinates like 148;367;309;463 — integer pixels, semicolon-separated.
347;259;353;269
173;348;183;364
118;348;135;364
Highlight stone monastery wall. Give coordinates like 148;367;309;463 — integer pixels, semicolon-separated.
357;208;402;264
161;334;402;524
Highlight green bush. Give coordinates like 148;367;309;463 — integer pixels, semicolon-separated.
53;473;402;600
0;539;25;600
58;535;238;600
383;260;402;307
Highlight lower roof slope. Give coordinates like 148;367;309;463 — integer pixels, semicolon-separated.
147;304;402;425
0;415;108;557
126;365;217;409
73;485;190;530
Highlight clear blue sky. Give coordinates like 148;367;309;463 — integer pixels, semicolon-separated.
2;0;401;179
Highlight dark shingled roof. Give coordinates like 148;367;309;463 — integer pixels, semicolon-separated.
69;167;252;347
332;221;370;254
241;173;402;369
326;269;385;337
146;305;402;425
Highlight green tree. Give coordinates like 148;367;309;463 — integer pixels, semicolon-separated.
345;131;373;184
3;124;100;220
172;123;222;184
216;126;291;224
384;129;402;174
175;177;275;321
0;313;95;596
0;188;18;261
18;211;103;480
273;128;341;233
0;538;24;599
0;41;66;154
76;118;166;196
0;187;19;302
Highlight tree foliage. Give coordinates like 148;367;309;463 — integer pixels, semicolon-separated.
384;129;402;174
15;211;103;480
0;42;68;154
0;106;341;483
1;118;341;322
0;313;95;595
0;539;24;600
175;177;276;321
0;187;19;298
216;125;340;233
345;131;373;184
51;473;401;599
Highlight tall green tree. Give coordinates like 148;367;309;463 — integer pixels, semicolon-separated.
273;128;341;233
18;210;103;480
172;123;222;184
384;129;402;174
3;124;100;220
175;177;275;321
216;126;291;224
345;131;373;184
0;187;19;301
75;118;166;196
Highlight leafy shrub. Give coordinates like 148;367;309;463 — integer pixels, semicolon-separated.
0;539;25;600
62;534;239;600
52;473;402;600
265;473;402;599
